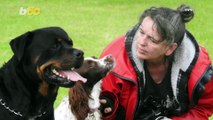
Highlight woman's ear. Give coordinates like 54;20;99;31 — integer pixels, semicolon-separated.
165;43;177;56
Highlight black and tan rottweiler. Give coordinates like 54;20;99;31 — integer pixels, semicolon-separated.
0;27;85;119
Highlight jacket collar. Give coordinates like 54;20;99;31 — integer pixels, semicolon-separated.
170;32;199;100
125;24;199;99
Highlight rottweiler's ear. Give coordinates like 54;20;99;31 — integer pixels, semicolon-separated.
10;32;33;61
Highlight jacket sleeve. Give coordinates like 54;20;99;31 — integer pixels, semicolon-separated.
171;70;213;120
100;72;121;120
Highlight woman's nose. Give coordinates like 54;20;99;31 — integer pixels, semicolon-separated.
138;34;148;46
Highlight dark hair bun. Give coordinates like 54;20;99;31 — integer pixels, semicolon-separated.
177;4;194;23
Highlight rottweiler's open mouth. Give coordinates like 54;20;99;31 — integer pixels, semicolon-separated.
44;66;87;87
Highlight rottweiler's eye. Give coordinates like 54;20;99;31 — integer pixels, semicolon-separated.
51;43;61;50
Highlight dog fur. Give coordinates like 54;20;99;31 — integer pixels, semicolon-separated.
0;27;85;120
54;55;115;120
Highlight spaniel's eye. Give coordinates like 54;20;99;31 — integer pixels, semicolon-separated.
86;60;96;69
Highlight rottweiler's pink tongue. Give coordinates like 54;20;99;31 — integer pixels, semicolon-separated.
58;71;87;83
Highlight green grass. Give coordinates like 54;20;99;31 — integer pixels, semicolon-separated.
0;0;213;119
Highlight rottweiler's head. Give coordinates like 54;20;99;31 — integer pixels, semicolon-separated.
9;27;85;88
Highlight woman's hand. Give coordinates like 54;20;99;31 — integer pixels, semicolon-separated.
99;96;114;115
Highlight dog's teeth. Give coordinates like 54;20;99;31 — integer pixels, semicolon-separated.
55;72;59;76
52;69;59;75
52;69;57;73
61;75;66;78
71;68;74;71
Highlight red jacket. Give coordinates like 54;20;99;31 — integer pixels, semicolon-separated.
100;32;213;120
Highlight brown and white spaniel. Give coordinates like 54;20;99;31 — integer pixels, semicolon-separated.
54;55;115;120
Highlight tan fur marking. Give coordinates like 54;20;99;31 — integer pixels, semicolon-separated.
39;81;49;96
34;55;40;64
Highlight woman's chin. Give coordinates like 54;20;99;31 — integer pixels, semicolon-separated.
136;52;148;60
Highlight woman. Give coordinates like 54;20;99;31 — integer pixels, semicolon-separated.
99;4;213;120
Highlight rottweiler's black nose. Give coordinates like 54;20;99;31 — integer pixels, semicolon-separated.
74;50;84;58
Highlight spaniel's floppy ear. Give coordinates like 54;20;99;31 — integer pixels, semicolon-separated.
10;31;33;61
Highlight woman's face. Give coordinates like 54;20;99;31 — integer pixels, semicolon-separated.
135;17;176;61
